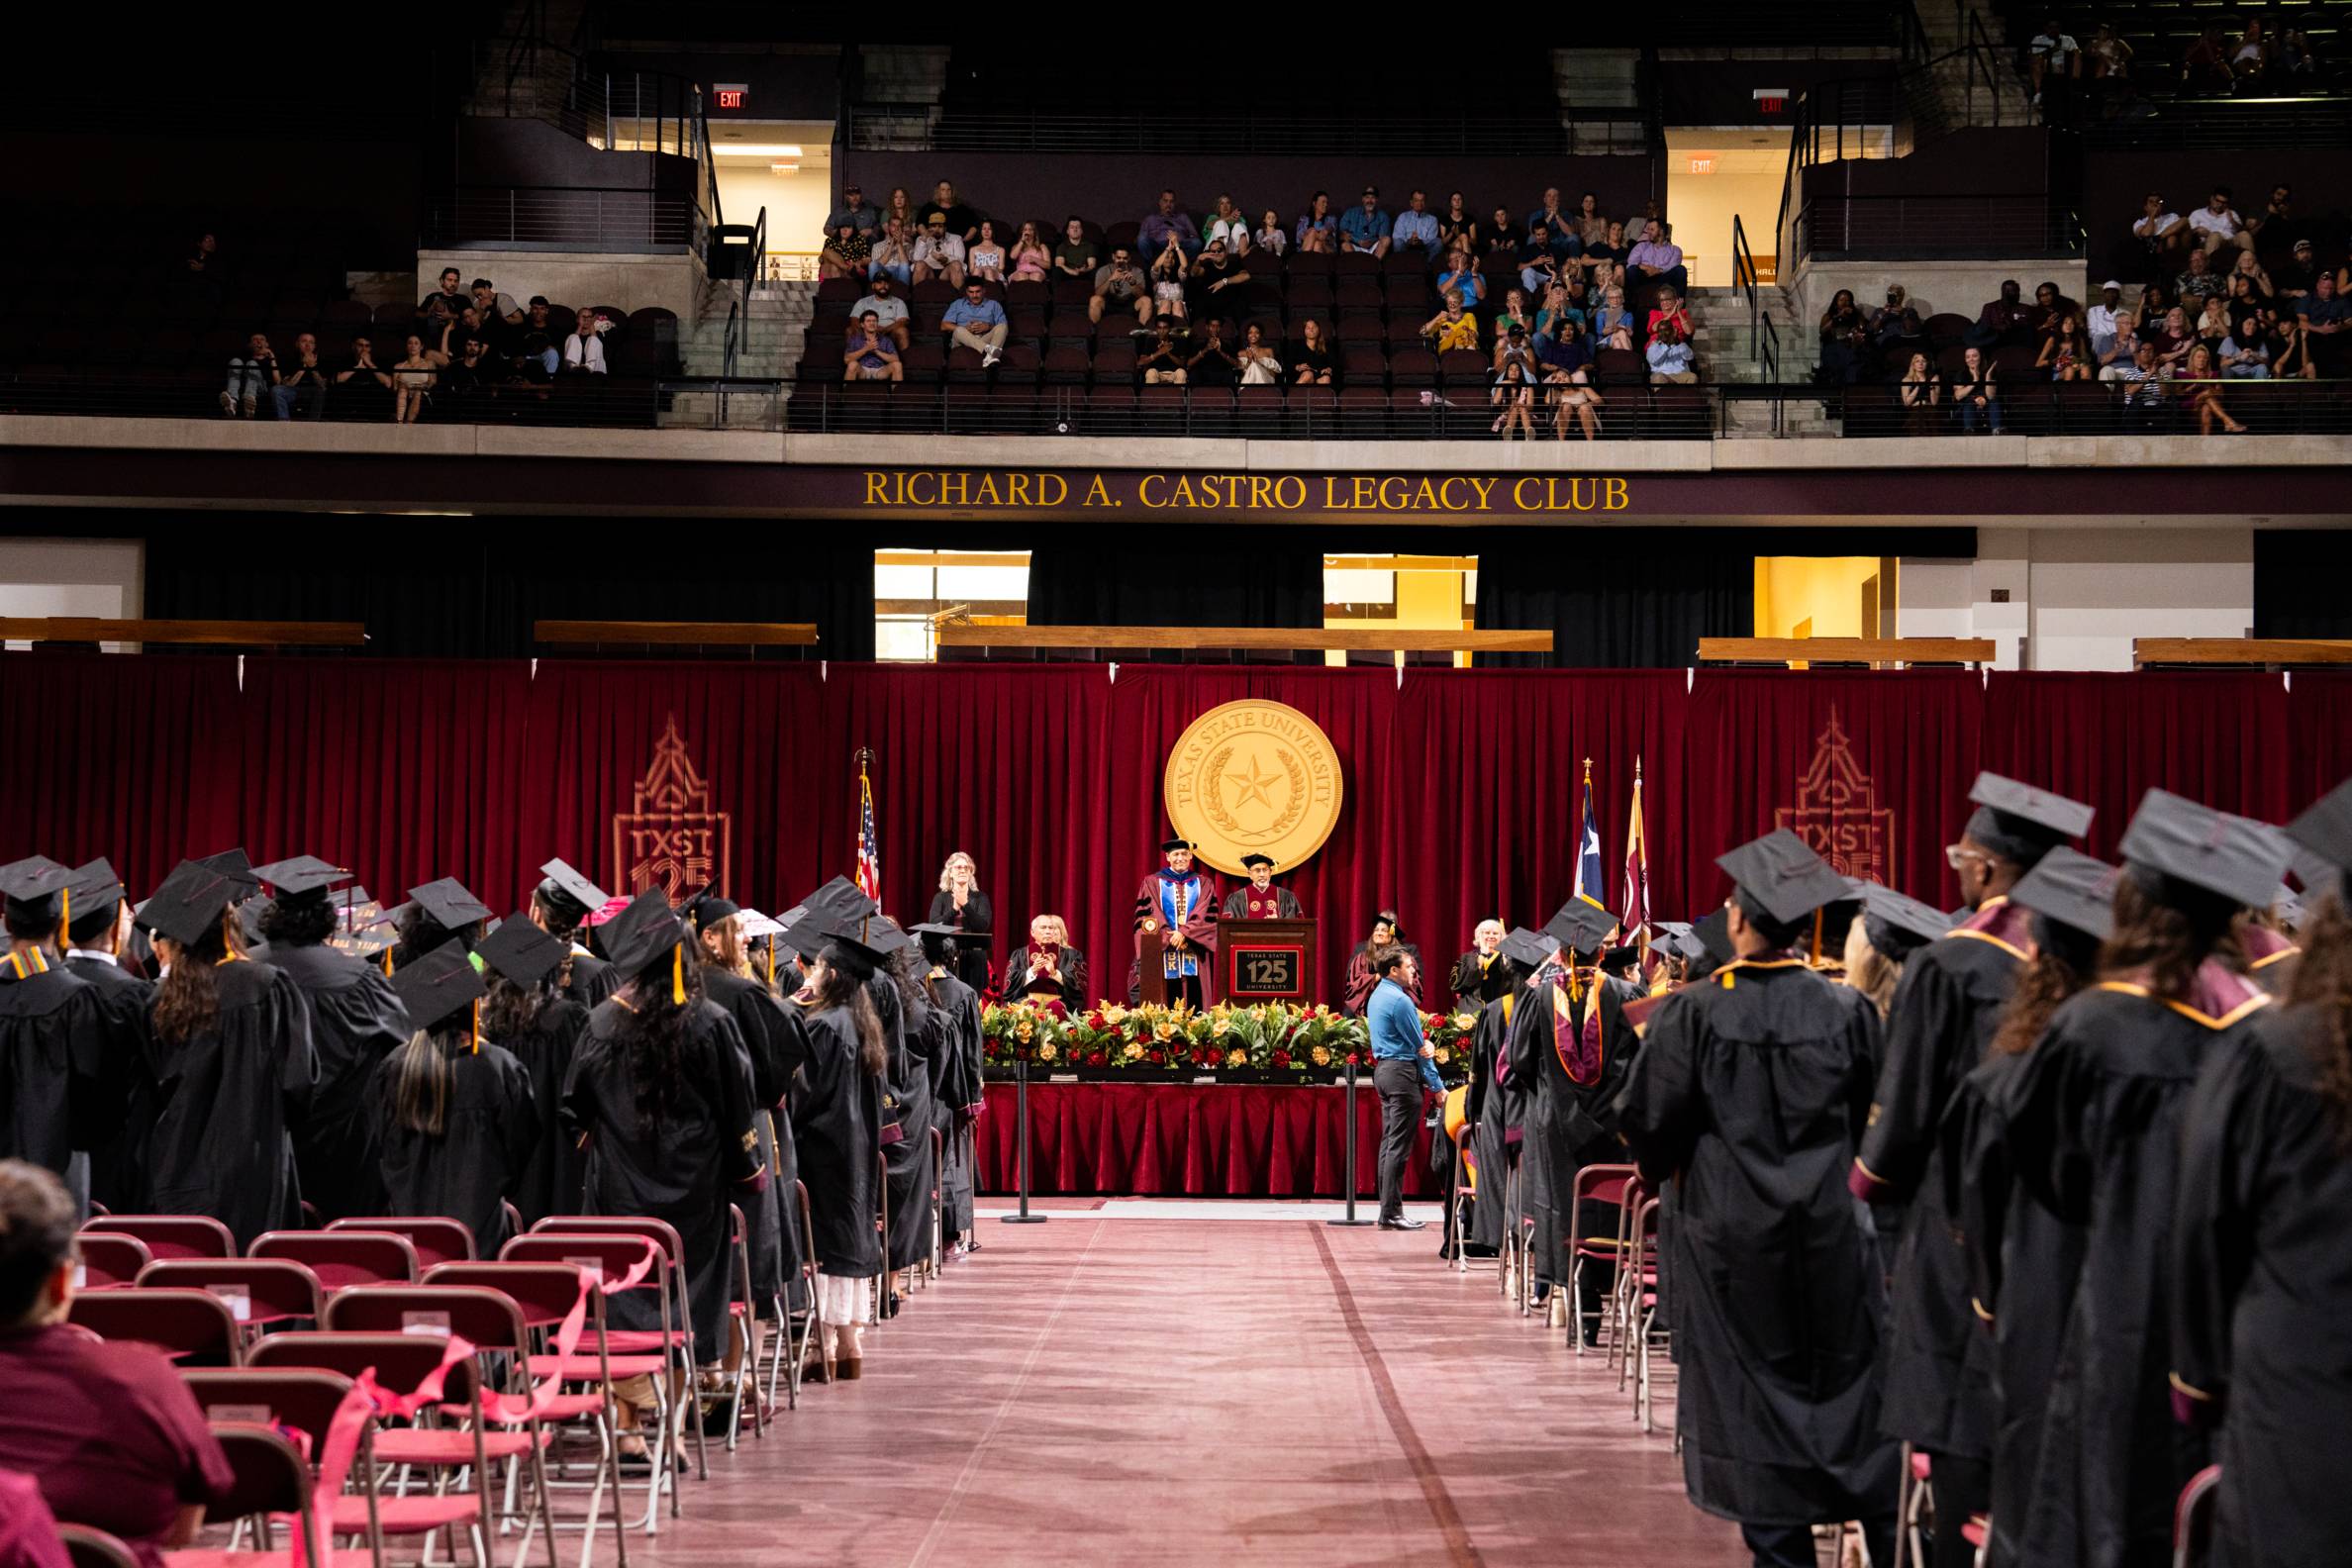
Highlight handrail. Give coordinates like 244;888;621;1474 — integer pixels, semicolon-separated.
1728;213;1779;390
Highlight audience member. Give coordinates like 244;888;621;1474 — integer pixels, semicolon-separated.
184;232;218;276
1251;210;1287;258
1140;190;1200;259
1645;320;1697;385
1009;222;1051;284
2086;278;2128;357
433;306;486;367
1295;192;1337;254
1422;293;1480;351
1523;188;1572;254
2295;272;2348;373
1953;343;2001;433
855;276;911;350
2132;194;2187;269
2037;312;2092;380
1818;289;1870;385
821;222;870;281
912;217;967;288
1868;285;1910;337
2273;239;2319;299
561;316;607;375
868;218;915;287
941;280;1009;367
2028;15;2082;119
391;335;436;423
2176;246;2222;305
1899;351;1942;434
1340;187;1393;258
1490;323;1539;439
2029;278;2078;330
336;335;390;400
1236;322;1281;385
2194;295;2233;352
965;221;1008;285
2180;344;2249;435
1573;192;1610;251
1580;219;1628;280
219;332;275;418
271;332;327;420
1185;319;1238;388
1188;239;1249;324
1204;195;1250;254
1646;285;1692;343
2150;306;2197;370
0;1161;234;1568
2224;275;2268;343
1437;193;1476;251
1518;226;1564;295
1148;243;1189;322
2253;183;2304;250
470;278;524;331
1625;220;1687;292
420;265;468;324
2133;280;2175;337
844;314;903;382
1484;205;1523;255
2271;312;2318;378
1090;247;1151;327
1594;285;1634;350
1393;191;1441;259
1137;318;1188;384
1436;245;1484;308
2117;340;2171;423
1539;319;1603;441
1052;219;1099;279
1290;318;1332;384
437;336;495;409
1971;279;2035;346
2228;249;2274;301
2097;320;2143;381
882;186;917;233
826;182;880;240
2189;186;2253;259
1491;287;1531;345
915;180;979;242
2182;28;2234;94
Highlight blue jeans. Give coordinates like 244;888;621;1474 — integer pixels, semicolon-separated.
1960;396;2002;433
271;382;323;420
222;360;269;403
2223;363;2270;378
870;261;911;286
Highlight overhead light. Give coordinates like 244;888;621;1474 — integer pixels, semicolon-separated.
712;143;804;157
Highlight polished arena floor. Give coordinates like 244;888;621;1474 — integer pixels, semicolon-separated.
646;1198;1740;1566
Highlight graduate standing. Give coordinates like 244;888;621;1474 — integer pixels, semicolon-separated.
533;858;619;1008
60;859;155;1213
0;859;119;1215
1978;791;2290;1568
913;923;985;1255
2170;776;2352;1568
370;941;537;1254
254;856;411;1223
788;922;888;1381
1461;927;1547;1256
875;927;939;1292
140;858;318;1250
1614;830;1895;1568
485;909;593;1227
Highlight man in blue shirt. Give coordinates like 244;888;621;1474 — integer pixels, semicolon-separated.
941;280;1009;366
1392;190;1440;261
1339;186;1393;258
1366;947;1441;1228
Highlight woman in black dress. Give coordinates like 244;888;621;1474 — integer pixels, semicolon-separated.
926;851;993;995
787;926;887;1381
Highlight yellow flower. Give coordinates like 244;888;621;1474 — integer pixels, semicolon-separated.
1016;1022;1033;1042
1154;1023;1176;1042
1124;1041;1144;1061
1036;1042;1057;1062
1103;1005;1128;1026
1225;1048;1247;1068
1310;1045;1331;1067
1212;1017;1228;1037
1433;1046;1452;1065
1452;1013;1477;1029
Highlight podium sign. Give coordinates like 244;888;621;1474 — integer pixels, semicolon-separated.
1224;918;1317;1002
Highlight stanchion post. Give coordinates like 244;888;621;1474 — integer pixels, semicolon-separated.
1002;1055;1047;1225
1327;1057;1375;1227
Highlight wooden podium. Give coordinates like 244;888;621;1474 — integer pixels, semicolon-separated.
1220;918;1318;1004
1132;924;1213;1007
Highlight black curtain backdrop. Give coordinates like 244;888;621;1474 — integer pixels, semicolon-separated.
1025;525;1328;635
2254;530;2352;638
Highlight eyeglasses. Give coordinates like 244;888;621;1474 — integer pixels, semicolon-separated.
1944;843;1990;870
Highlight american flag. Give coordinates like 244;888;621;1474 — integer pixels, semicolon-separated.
1571;759;1603;905
1620;759;1651;956
855;757;882;904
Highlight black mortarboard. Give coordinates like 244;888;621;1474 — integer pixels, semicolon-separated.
1239;853;1274;870
475;912;565;989
599;890;689;977
1499;927;1554;969
537;858;609;918
408;877;492;931
1544;896;1617;956
1;857;71;931
2290;845;2341;906
64;858;128;940
1716;829;1853;927
863;916;912;958
2118;789;2295;911
1651;921;1700;961
1856;881;1957;955
804;876;875;924
681;885;740;933
818;924;886;982
391;945;486;1032
328;927;397;961
237;900;270;948
195;848;254;881
141;859;255;946
1161;837;1195;854
2286;776;2352;879
1965;773;2095;867
1693;907;1736;964
2008;845;2122;942
368;901;416;933
774;912;831;961
1602;943;1643;972
252;855;353;901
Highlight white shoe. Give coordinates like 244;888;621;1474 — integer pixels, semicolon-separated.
218;391;237;416
1547;1294;1569;1329
981;345;1002;366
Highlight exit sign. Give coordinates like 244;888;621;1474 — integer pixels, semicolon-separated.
1688;156;1716;174
714;83;747;110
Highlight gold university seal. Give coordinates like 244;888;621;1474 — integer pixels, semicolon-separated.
1163;700;1344;877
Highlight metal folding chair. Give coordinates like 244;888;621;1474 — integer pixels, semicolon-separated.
162;1421;381;1568
2174;1465;2222;1568
524;1217;710;1486
83;1214;236;1260
68;1286;243;1363
249;1231;421;1291
137;1259;326;1350
76;1230;153;1290
328;1218;477;1270
1565;1164;1638;1354
180;1367;385;1565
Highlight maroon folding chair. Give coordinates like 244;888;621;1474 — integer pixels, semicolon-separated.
55;1525;140;1568
249;1231;421;1291
83;1215;236;1260
716;1205;767;1451
67;1287;242;1363
180;1362;379;1553
329;1218;475;1271
161;1422;377;1568
138;1259;325;1346
522;1219;711;1484
1565;1163;1637;1355
76;1231;153;1290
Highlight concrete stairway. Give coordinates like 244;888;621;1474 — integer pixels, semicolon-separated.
1685;285;1842;437
1551;49;1646;152
1911;0;2023;133
669;277;815;428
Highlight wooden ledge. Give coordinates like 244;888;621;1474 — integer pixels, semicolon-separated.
2134;637;2352;668
534;621;819;647
1699;637;1996;668
936;626;1550;653
0;618;366;647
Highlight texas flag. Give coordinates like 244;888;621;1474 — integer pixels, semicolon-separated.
1571;764;1603;905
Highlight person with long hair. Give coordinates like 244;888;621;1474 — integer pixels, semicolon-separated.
925;851;993;995
139;858;318;1249
531;857;617;1007
389;877;491;972
1975;789;2291;1566
1343;910;1421;1016
1843;883;1953;1023
560;891;764;1461
0;860;118;1214
787;923;887;1381
874;931;939;1302
484;901;593;1226
2181;342;2250;434
252;857;409;1224
1953;844;2114;1568
2170;777;2352;1565
369;942;536;1254
912;923;986;1257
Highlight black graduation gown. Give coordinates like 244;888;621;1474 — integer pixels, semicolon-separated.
880;978;938;1273
1504;967;1632;1285
1851;903;2029;1459
788;1001;883;1278
147;958;319;1251
560;997;763;1359
0;954;116;1210
1462;990;1518;1251
504;993;591;1227
369;1042;539;1255
271;942;411;1223
1001;945;1089;1010
1448;949;1519;1014
2172;1003;2352;1568
66;954;156;1212
565;951;616;1009
926;889;994;996
703;968;804;1309
1974;973;2265;1568
1613;957;1897;1528
923;968;983;1238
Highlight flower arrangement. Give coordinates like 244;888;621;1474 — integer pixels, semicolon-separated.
979;999;1473;1084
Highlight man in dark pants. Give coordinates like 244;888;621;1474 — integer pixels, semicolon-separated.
1365;947;1442;1230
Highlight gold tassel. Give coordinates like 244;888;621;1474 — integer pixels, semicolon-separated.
765;940;774;989
383;949;394;977
471;997;481;1054
58;886;68;946
671;942;686;1005
1811;909;1824;966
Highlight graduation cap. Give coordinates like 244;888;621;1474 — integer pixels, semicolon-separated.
1693;907;1736;965
537;857;610;920
475;912;565;990
1601;943;1643;973
1499;927;1555;970
1856;881;1957;956
1160;837;1195;854
327;927;397;961
2118;789;2295;912
2008;845;2122;942
2290;845;2341;906
408;877;492;931
236;899;270;949
681;884;741;933
1966;773;2095;867
1716;829;1853;927
195;847;254;880
141;858;258;947
64;858;128;940
907;921;960;937
1543;896;1617;956
736;909;785;940
803;876;875;925
863;916;912;959
252;855;353;902
1;856;71;931
391;944;487;1033
773;912;832;961
1651;921;1700;961
1239;853;1275;870
367;900;416;934
2286;775;2352;882
599;890;689;979
816;922;888;982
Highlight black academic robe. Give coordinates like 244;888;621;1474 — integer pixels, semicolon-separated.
1614;957;1896;1528
923;968;983;1240
1448;949;1519;1013
789;1000;883;1278
1462;989;1519;1251
66;953;155;1212
0;952;117;1210
926;889;994;995
270;941;411;1223
568;952;620;1009
879;977;938;1274
1971;969;2265;1568
1002;945;1088;1010
2172;1002;2352;1568
561;996;763;1358
1505;966;1634;1285
1219;885;1303;922
369;1042;539;1255
147;958;318;1251
1850;900;2030;1460
504;993;590;1227
704;967;805;1309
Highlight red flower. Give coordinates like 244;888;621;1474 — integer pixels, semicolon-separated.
1344;1052;1361;1067
1087;1050;1107;1067
1147;1049;1166;1065
1272;1049;1291;1067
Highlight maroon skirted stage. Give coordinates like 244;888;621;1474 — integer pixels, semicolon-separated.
975;1079;1441;1200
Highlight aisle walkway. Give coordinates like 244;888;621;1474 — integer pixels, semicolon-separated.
644;1201;1740;1566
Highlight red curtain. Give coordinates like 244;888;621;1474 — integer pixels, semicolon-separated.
2288;673;2352;816
1685;669;1987;911
1981;672;2293;862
